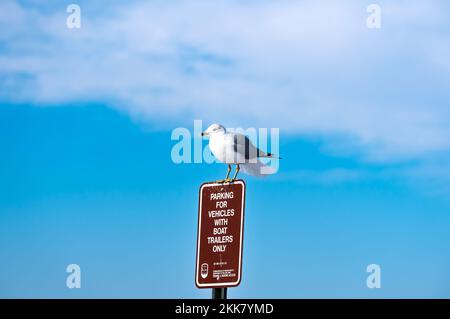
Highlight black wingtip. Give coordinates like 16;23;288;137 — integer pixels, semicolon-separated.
267;152;282;159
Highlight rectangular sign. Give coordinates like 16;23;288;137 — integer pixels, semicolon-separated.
195;180;246;288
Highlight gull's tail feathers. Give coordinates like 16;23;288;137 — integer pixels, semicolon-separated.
258;151;282;159
240;160;277;177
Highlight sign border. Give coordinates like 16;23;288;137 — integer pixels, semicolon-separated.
195;179;246;288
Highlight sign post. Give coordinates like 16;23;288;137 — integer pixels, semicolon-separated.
195;180;246;299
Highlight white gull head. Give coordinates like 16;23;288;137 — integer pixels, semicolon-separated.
201;123;226;137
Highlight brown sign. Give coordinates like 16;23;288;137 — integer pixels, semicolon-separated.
195;180;246;288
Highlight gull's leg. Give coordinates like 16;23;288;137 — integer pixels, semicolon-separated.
232;164;240;181
225;164;232;180
217;164;232;183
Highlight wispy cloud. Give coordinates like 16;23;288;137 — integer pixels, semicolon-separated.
1;0;450;164
275;168;367;185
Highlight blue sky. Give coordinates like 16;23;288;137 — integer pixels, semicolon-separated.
1;0;450;298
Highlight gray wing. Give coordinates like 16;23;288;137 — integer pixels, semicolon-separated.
230;133;267;160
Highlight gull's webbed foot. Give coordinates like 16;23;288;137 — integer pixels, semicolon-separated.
216;178;232;184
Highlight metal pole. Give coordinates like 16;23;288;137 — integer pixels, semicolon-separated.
212;288;227;299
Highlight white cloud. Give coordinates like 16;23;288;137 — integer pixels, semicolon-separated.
1;0;450;163
275;168;366;185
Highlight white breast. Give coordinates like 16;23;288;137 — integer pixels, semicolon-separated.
208;133;247;164
209;134;228;163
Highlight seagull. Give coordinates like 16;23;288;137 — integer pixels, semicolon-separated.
201;123;280;182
